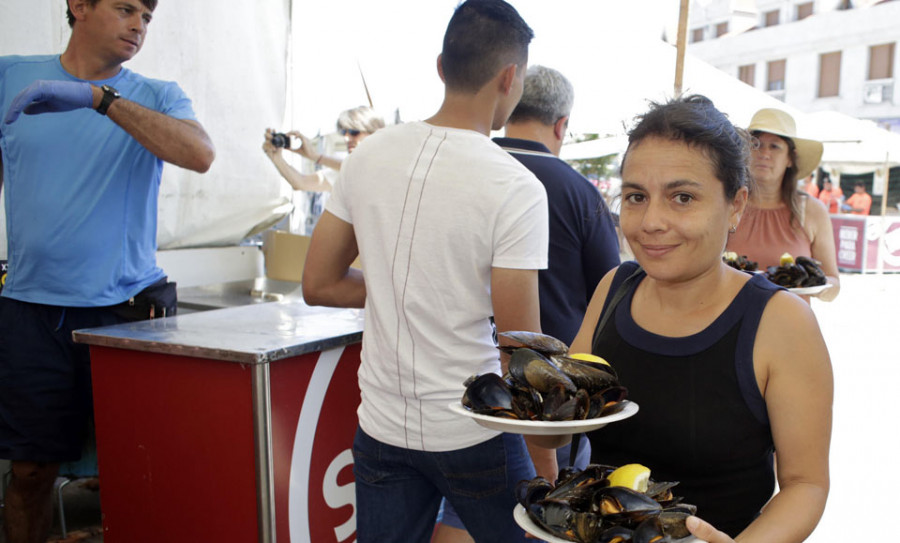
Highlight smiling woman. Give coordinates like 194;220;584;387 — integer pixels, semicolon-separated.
568;95;833;543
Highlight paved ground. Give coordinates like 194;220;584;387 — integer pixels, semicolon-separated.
1;272;897;542
806;272;899;542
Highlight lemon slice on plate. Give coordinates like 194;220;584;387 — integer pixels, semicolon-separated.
780;252;795;266
608;463;651;492
568;353;611;366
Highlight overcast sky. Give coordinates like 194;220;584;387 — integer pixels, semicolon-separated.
290;1;682;135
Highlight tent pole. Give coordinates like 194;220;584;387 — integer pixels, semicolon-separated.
876;153;890;274
674;0;690;97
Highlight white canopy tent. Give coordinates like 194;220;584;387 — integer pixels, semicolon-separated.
800;110;900;175
1;1;684;253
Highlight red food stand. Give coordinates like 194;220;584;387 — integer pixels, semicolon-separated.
73;292;364;543
831;214;900;272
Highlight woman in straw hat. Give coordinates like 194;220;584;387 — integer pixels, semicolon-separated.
726;108;840;301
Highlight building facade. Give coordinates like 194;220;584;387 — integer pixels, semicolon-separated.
685;0;900;132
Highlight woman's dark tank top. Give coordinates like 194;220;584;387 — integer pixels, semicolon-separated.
588;262;780;537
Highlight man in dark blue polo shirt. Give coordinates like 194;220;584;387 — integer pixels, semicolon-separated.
494;65;620;346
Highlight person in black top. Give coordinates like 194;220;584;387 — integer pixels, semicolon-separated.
568;95;832;543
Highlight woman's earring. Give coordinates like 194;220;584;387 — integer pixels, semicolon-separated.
729;224;737;234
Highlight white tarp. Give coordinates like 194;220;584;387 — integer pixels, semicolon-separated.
0;0;295;255
800;110;900;174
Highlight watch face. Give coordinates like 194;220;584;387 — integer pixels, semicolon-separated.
102;85;120;98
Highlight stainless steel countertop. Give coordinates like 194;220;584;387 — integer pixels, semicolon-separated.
73;295;364;365
176;277;305;312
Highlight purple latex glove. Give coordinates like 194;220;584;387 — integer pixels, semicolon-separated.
4;80;94;124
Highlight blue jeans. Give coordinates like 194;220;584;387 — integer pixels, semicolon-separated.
352;426;536;543
437;435;592;530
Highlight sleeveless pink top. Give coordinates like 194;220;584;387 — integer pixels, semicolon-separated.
726;205;811;269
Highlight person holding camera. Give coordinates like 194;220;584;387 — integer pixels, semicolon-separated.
262;105;384;193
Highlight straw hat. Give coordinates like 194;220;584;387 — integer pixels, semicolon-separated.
748;108;823;182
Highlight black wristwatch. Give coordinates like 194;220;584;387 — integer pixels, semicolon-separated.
96;84;121;116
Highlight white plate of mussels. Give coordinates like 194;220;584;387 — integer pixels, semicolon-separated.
513;504;700;543
786;283;833;296
448;400;639;435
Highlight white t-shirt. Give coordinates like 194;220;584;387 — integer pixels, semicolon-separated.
327;121;548;452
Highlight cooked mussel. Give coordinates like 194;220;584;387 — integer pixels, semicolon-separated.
461;373;514;417
508;348;577;394
553;355;620;391
632;511;693;543
498;330;569;355
592;486;663;526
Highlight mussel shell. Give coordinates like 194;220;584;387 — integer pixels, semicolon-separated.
588;386;629;418
510;385;543;420
532;499;578;541
645;480;680;504
509;348;577;394
544;388;591;422
552;355;620;391
596;525;635;543
461;373;513;412
551;464;611;498
515;476;553;507
796;256;826;286
632;511;692;543
498;331;569;355
593;486;662;525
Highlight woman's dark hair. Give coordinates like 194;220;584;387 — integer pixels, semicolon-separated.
440;0;534;93
66;0;159;28
621;94;751;199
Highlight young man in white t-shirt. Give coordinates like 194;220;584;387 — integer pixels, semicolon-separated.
302;1;554;541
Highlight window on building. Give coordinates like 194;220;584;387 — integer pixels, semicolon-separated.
818;51;842;97
739;64;756;86
869;43;895;80
767;59;786;91
691;28;704;43
716;22;729;37
796;2;814;20
764;10;780;27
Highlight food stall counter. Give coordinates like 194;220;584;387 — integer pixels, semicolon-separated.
73;299;365;543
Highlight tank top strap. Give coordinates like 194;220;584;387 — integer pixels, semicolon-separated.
734;274;784;426
598;262;643;318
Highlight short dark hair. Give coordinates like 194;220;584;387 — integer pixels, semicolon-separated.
854;180;866;188
622;94;751;200
67;0;158;28
440;0;534;93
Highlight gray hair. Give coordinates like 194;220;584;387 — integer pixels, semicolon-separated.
507;65;574;126
336;106;385;134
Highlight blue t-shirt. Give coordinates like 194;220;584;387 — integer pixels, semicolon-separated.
0;55;197;306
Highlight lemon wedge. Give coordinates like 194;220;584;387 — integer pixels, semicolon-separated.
569;353;611;366
780;252;795;266
608;464;651;492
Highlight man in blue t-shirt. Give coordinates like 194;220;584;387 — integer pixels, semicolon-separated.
0;1;214;540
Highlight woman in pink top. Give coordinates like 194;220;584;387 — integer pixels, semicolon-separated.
727;109;840;301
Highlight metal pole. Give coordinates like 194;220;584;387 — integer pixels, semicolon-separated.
876;154;890;274
252;363;276;543
674;0;690;97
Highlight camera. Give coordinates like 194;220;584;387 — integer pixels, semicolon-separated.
271;132;291;149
